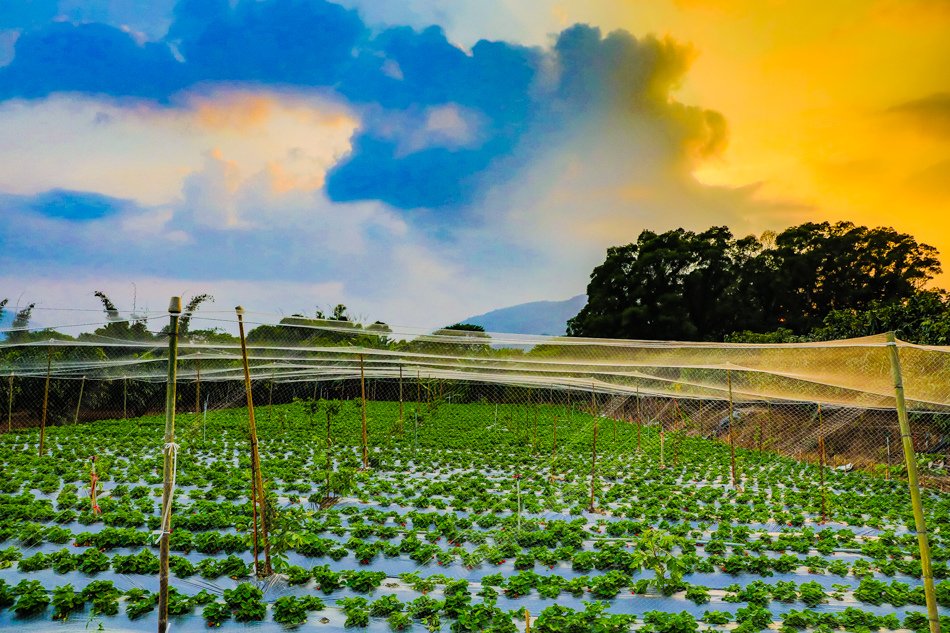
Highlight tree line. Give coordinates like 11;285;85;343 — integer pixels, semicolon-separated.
567;221;950;345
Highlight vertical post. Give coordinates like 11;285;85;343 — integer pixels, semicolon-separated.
123;377;128;419
515;475;522;531
195;355;201;417
727;370;738;489
235;306;272;576
73;375;86;425
359;354;369;469
636;388;642;453
759;405;765;452
886;433;892;481
886;332;940;633
157;296;182;633
524;607;531;633
39;344;52;457
6;373;12;432
659;405;666;469
89;455;100;514
818;403;827;522
588;418;598;512
398;365;404;435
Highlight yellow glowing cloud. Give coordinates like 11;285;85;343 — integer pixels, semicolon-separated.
549;0;950;280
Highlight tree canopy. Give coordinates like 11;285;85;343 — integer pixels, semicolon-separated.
568;222;942;341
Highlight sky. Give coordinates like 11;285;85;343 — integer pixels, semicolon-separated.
0;0;947;331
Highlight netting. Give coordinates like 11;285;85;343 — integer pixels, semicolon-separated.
2;308;949;480
3;305;950;632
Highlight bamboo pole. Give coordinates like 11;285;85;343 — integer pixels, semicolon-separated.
39;344;51;457
359;354;369;469
588;418;598;512
157;296;182;633
659;404;666;469
886;332;940;633
818;403;827;522
727;370;738;489
636;388;642;453
89;455;100;514
235;306;272;576
398;365;404;435
73;375;86;425
195;355;201;417
6;373;12;432
886;433;892;481
525;607;531;633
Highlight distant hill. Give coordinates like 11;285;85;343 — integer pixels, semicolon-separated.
461;295;587;336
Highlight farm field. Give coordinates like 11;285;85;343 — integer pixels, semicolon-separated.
1;399;949;632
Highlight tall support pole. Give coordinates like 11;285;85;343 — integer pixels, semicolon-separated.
235;306;272;577
359;354;369;469
195;356;201;417
157;296;182;633
886;433;892;481
123;377;128;419
727;370;738;489
635;387;642;453
818;403;827;522
6;373;12;432
659;402;666;469
398;365;404;435
73;375;86;425
39;344;52;457
886;332;940;633
588;418;598;512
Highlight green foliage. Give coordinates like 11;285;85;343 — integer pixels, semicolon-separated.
570;221;941;341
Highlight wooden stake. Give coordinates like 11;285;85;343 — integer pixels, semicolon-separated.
235;306;272;576
359;354;369;469
39;344;51;457
73;375;86;425
635;388;642;453
886;433;892;481
157;296;182;633
525;607;531;633
6;373;11;432
195;356;201;417
588;418;598;512
398;365;404;435
727;370;738;489
886;332;940;633
818;403;827;522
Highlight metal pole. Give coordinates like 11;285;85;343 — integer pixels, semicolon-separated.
359;354;369;469
157;296;182;633
39;344;51;457
235;306;272;576
123;377;127;419
886;332;940;633
73;375;86;425
727;370;738;489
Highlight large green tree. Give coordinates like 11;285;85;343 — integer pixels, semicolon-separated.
568;221;942;341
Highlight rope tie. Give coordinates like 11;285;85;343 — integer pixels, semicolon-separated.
153;442;180;544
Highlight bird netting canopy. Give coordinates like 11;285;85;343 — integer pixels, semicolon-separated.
1;308;948;412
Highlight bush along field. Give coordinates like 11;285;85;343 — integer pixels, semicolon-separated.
2;397;950;632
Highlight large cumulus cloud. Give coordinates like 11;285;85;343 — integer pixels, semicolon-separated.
0;0;726;210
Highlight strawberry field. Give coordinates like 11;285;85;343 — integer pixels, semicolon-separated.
1;398;949;632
